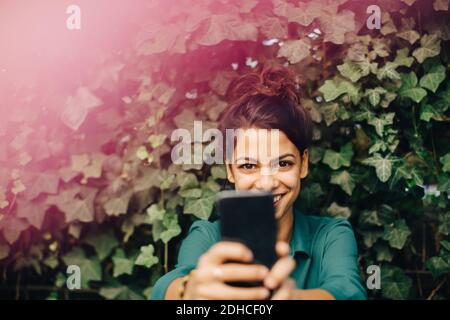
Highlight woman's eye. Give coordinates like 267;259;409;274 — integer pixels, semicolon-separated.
239;163;256;170
278;160;292;168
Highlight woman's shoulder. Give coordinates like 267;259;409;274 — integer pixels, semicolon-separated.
188;219;221;242
300;211;354;240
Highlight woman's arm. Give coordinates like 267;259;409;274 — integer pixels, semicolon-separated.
294;289;335;300
165;277;184;299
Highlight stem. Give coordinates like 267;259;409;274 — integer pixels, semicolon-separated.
430;127;439;173
417;3;422;35
164;242;169;274
15;272;21;300
322;42;327;79
405;270;431;274
427;276;447;300
412;105;418;137
6;194;17;216
422;223;426;268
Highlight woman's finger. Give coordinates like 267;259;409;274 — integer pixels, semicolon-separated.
275;241;290;257
213;263;269;282
264;256;296;289
271;278;296;300
197;282;270;300
198;241;253;266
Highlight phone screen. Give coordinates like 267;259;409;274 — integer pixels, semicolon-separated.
216;190;278;287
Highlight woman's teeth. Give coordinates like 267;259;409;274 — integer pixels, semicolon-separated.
273;194;283;205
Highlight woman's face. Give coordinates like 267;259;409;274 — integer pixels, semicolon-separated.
225;128;309;221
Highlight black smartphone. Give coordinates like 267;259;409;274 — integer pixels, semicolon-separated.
216;190;278;288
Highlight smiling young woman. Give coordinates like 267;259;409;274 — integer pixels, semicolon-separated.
151;64;367;300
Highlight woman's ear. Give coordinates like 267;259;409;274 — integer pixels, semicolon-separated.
225;164;235;184
300;149;309;179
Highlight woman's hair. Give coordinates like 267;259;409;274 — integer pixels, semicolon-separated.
219;64;313;157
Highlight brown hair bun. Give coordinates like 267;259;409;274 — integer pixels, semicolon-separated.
226;64;301;107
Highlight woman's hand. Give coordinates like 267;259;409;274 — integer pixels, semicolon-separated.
183;241;271;300
264;242;297;300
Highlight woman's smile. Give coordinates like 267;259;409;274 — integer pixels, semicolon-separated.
226;128;309;221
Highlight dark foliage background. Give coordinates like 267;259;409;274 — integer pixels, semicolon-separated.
0;0;449;300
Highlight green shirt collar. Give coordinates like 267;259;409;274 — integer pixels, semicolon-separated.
289;209;312;257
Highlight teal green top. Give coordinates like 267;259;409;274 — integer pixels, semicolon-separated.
151;209;367;300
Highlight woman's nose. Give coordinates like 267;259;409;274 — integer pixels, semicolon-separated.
255;168;279;191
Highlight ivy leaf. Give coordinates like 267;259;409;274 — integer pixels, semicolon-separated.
382;219;411;250
211;165;227;180
277;39;311;64
401;0;417;6
61;87;102;131
22;172;59;201
320;103;339;126
326;202;351;219
0;244;10;260
46;186;97;223
322;143;354;170
438;212;450;235
337;60;367;82
62;247;102;287
209;71;236;96
320;9;356;45
148;134;167;149
368;113;395;137
99;285;144;300
375;244;394;262
330;170;355;196
365;87;387;107
179;188;202;198
359;210;383;227
259;15;288;39
318;80;348;102
70;153;105;183
426;257;450;278
184;191;215;220
397;30;420;44
0;216;29;244
400;87;427;103
419;64;446;93
377;62;401;81
440;153;450;172
146;204;166;224
157;170;175;190
363;153;393;182
197;14;258;46
16;198;50;229
413;33;442;63
433;0;449;11
392;48;414;67
381;265;412;300
399;72;427;103
380;92;397;108
112;249;135;277
83;230;119;260
177;172;199;190
361;230;383;248
135;244;159;269
103;189;133;216
420;104;444;122
12;179;26;195
160;212;182;244
441;240;450;252
286;1;321;26
201;94;227;121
